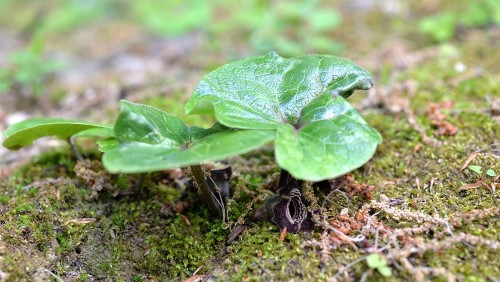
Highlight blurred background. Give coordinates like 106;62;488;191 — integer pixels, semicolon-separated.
0;0;498;133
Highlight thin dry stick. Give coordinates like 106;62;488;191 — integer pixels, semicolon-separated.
389;232;500;258
460;151;479;170
333;255;369;279
385;233;498;282
44;268;64;282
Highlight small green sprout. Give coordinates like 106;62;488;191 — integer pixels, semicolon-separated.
468;165;483;174
468;165;497;177
486;169;496;177
366;253;392;277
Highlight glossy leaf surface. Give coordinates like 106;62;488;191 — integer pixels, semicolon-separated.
275;111;382;181
277;95;381;180
186;53;380;181
3;118;111;150
185;52;373;129
102;101;275;173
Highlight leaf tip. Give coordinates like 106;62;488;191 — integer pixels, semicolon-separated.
265;51;282;60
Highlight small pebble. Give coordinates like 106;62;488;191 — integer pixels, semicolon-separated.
454;62;467;73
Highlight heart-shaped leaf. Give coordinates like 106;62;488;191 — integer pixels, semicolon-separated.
102;101;275;173
185;52;381;180
185;52;373;129
2;118;111;150
276;95;382;181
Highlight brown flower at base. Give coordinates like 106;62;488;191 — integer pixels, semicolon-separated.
255;176;314;233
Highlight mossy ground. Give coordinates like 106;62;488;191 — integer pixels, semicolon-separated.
1;1;499;281
1;51;498;280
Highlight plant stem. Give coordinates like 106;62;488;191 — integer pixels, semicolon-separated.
278;169;299;190
190;165;223;218
68;136;83;162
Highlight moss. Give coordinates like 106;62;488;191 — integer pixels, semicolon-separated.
5;90;499;279
221;224;326;281
1;5;499;280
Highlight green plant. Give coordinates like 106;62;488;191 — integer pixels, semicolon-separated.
131;0;211;36
2;105;273;218
486;169;497;177
1;36;63;96
250;0;342;56
2;118;112;150
418;0;500;42
366;253;392;277
186;52;381;180
418;12;458;43
468;165;497;177
3;52;381;229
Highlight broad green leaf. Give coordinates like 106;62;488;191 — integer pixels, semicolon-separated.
276;116;381;181
103;130;275;173
102;101;275;173
186;53;380;181
3;118;110;150
185;52;373;129
299;94;356;124
115;100;189;145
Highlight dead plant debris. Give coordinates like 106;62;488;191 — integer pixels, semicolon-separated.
73;159;114;198
64;218;97;225
426;101;458;137
460;151;479;171
303;199;500;281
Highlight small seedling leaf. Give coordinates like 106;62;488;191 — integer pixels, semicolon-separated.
468;165;482;174
2;118;111;150
378;266;393;277
486;169;496;177
103;129;275;173
114;100;190;145
366;253;387;269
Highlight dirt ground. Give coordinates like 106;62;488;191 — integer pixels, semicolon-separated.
0;1;499;281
